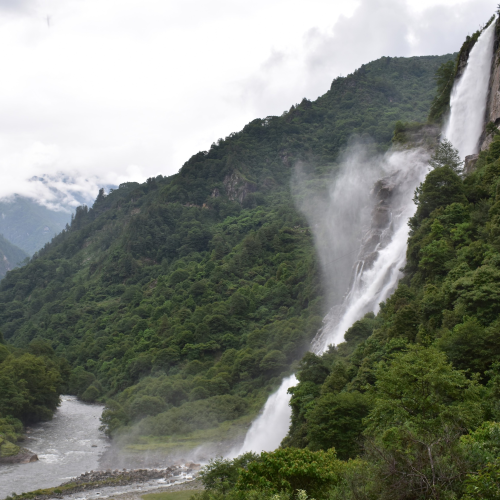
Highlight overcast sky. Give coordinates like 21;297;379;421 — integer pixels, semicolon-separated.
0;0;496;211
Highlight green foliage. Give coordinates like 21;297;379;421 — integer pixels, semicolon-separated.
362;346;482;499
237;448;343;499
144;492;199;500
0;345;64;456
0;351;62;422
429;139;463;172
486;121;500;138
306;391;371;459
0;438;19;457
463;459;500;499
365;345;481;437
200;453;259;495
410;166;467;229
428;60;456;123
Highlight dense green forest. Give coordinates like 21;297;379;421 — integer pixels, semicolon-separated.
0;53;453;452
0;11;497;500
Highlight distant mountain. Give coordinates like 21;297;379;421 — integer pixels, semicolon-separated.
0;234;28;280
0;196;71;256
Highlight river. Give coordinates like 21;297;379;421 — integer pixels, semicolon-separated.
0;396;108;498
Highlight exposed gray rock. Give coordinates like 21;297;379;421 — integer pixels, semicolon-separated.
464;153;480;175
0;449;38;465
479;18;500;151
223;171;257;203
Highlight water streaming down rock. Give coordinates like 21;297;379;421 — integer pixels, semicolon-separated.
311;153;428;353
233;374;298;456
444;20;496;159
231;148;430;456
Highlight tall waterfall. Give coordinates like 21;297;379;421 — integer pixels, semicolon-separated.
444;20;496;159
230;148;429;456
231;19;497;457
310;152;428;354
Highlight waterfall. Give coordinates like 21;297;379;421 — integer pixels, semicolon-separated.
231;374;298;456
230;148;429;456
311;152;428;353
444;20;496;159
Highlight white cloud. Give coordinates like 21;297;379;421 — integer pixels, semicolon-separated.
0;0;495;211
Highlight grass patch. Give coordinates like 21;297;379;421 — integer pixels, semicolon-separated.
122;413;254;453
142;491;198;500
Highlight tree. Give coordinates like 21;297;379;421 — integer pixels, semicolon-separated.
364;345;483;499
411;166;467;227
200;452;258;495
306;391;371;459
237;448;343;499
429;139;463;173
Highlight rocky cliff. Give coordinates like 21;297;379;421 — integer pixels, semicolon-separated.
480;17;500;151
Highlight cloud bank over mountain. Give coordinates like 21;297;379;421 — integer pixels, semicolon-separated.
0;0;494;211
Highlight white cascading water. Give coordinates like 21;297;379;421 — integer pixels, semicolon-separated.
444;20;496;159
231;148;429;456
232;19;497;456
311;153;428;353
234;374;298;455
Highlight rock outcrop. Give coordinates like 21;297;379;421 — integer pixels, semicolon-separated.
464;153;480;175
0;448;38;465
223;171;257;203
479;19;500;151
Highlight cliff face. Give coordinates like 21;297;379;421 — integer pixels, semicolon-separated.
455;17;499;174
480;18;500;152
223;171;257;203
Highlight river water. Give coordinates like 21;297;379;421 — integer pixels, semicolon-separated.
0;396;108;498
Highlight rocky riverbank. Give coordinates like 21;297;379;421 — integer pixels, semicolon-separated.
83;479;204;500
5;464;201;500
0;448;38;465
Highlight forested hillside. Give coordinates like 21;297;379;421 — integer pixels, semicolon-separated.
0;54;453;450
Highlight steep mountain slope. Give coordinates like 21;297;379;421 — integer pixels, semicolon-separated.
0;53;454;449
0;196;71;256
0;235;28;280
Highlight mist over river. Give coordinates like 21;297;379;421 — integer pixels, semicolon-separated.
0;396;108;498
